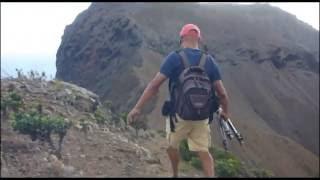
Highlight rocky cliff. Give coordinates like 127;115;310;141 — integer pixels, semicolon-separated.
55;2;319;177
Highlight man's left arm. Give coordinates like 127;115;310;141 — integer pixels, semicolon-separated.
127;72;167;124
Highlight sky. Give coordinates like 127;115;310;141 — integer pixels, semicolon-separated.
1;2;91;78
1;2;319;78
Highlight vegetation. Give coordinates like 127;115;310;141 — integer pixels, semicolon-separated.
119;112;128;125
214;157;242;177
1;86;71;159
249;167;274;177
179;139;274;177
78;118;92;136
179;139;197;161
103;100;113;109
190;156;202;170
94;108;108;124
1;92;24;118
15;69;48;81
10;109;71;159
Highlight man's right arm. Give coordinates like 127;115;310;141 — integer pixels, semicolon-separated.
206;55;230;119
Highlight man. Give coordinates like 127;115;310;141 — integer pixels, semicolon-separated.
127;23;230;177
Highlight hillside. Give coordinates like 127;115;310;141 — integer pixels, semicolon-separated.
0;76;166;177
55;2;319;177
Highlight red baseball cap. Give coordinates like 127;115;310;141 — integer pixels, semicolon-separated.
179;24;202;40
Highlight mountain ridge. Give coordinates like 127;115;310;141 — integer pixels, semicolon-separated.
55;3;319;176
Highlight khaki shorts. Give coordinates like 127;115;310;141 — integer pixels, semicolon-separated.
166;114;212;152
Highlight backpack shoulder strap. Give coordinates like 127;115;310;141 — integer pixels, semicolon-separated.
178;50;190;69
198;52;208;69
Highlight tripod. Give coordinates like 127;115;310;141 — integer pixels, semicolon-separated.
216;107;244;151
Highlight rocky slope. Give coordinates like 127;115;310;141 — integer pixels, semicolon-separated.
55;2;319;177
0;77;169;177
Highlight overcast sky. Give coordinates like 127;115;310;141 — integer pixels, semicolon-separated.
1;2;319;77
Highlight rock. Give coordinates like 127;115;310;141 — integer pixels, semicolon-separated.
145;156;161;164
35;147;41;153
101;127;110;133
116;158;121;163
79;170;84;176
43;109;52;116
63;165;75;176
1;167;9;176
138;129;145;137
64;153;72;164
49;154;59;162
149;131;155;138
128;126;136;136
80;154;86;158
47;162;52;170
144;131;151;139
146;164;161;174
65;88;72;95
119;119;126;129
134;145;161;164
48;155;64;176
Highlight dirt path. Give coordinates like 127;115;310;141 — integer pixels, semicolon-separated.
140;132;204;177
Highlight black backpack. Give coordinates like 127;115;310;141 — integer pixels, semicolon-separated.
162;49;220;132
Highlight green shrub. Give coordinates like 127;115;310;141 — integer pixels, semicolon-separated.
209;146;243;177
215;158;242;177
120;112;128;125
179;139;197;162
177;142;273;177
250;168;274;177
190;156;202;170
11;110;71;159
209;146;238;160
94;108;107;124
1;92;23;117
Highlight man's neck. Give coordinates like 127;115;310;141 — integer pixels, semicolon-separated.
182;42;199;49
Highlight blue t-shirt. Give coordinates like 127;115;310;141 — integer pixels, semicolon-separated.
160;48;222;84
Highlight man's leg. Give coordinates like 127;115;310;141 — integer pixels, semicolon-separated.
188;119;214;177
197;151;214;177
167;146;180;177
165;116;191;177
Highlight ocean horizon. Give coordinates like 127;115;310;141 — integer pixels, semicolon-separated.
1;55;56;80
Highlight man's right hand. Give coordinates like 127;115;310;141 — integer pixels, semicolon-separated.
220;110;230;121
127;108;141;125
217;107;229;121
